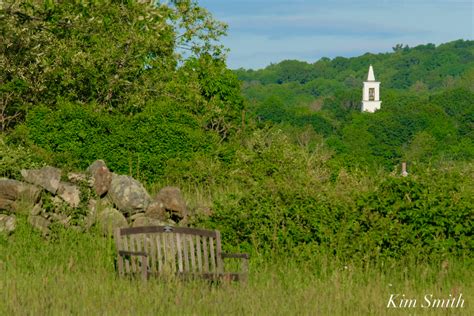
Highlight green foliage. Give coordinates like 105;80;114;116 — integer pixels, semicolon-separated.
0;134;46;179
236;40;474;91
254;96;334;136
183;55;245;139
0;0;228;129
197;150;473;262
353;172;473;260
17;101;218;182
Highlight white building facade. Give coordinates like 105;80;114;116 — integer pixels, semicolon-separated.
361;65;381;112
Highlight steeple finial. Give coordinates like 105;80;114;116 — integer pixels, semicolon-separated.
367;64;375;81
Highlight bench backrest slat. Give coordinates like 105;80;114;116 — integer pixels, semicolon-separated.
114;229;125;276
215;230;223;274
122;234;130;274
156;235;162;272
168;233;176;274
189;235;196;272
130;235;137;273
182;234;190;272
176;234;183;273
202;237;209;273
196;235;203;273
149;236;156;273
209;237;216;272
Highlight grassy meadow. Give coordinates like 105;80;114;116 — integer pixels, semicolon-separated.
1;218;472;315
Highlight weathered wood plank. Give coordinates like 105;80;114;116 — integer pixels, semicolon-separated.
121;226;217;238
209;237;216;273
136;236;147;278
189;235;196;272
122;235;130;274
196;235;202;273
161;233;168;274
168;232;176;274
215;230;224;274
148;235;156;274
202;237;209;273
156;234;162;273
183;234;190;272
114;229;124;276
129;235;137;274
176;233;183;273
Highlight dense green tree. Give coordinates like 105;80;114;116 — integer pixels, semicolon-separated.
0;0;228;130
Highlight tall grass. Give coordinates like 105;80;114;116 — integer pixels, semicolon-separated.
1;219;472;315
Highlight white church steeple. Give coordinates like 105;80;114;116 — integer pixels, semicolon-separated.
362;65;381;112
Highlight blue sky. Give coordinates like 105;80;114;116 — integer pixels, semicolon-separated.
199;0;474;69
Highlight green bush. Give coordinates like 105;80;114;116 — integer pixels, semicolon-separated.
21;101;219;182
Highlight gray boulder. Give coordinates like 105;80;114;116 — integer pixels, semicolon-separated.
145;200;166;220
84;198;113;230
21;166;61;194
28;215;51;235
57;182;81;208
0;214;16;234
30;203;43;216
97;207;128;235
130;213;167;227
87;160;112;197
0;178;41;213
109;174;151;215
84;199;98;230
49;213;71;228
154;186;188;222
67;172;89;184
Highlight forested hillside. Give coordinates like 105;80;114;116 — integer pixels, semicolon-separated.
235;40;474;90
234;40;474;169
1;1;472;265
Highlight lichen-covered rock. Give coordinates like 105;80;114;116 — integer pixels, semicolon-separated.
28;215;51;235
131;213;167;227
87;160;112;197
97;207;128;235
154;186;188;222
84;198;113;230
67;172;89;184
145;200;166;220
0;178;41;213
21;166;61;194
49;213;71;228
30;203;43;216
84;199;98;230
0;214;16;234
57;182;81;208
109;174;151;215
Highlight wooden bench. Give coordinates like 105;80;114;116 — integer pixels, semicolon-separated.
114;225;249;282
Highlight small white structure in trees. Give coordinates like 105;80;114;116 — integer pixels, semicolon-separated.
361;65;381;112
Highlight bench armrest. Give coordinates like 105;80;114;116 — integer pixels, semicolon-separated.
220;252;249;281
117;250;148;280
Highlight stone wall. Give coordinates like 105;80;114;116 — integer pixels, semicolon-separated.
0;160;189;236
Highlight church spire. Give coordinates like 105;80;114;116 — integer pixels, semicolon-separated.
367;64;375;81
361;64;381;112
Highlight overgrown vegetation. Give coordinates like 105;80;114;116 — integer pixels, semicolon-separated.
1;220;472;314
0;1;472;314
